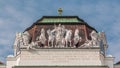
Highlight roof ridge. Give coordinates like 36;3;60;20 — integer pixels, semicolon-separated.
38;16;85;23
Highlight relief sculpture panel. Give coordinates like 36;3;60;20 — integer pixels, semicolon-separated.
14;24;105;50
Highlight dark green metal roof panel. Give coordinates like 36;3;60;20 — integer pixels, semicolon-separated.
37;16;85;23
40;18;80;23
24;16;97;32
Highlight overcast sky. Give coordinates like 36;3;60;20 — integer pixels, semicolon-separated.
0;0;120;63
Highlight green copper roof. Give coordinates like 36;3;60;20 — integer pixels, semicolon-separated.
40;18;79;23
36;16;85;23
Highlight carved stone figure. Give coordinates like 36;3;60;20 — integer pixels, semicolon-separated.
54;24;66;47
14;32;22;56
22;31;31;46
37;28;46;47
80;30;100;48
98;32;107;45
14;32;19;46
47;29;55;47
27;42;38;50
65;30;72;47
80;39;92;48
14;32;23;46
74;29;82;47
90;30;99;46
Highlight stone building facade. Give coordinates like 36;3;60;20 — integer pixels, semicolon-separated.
0;12;117;68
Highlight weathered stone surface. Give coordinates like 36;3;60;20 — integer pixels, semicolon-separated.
13;66;109;68
19;49;104;66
